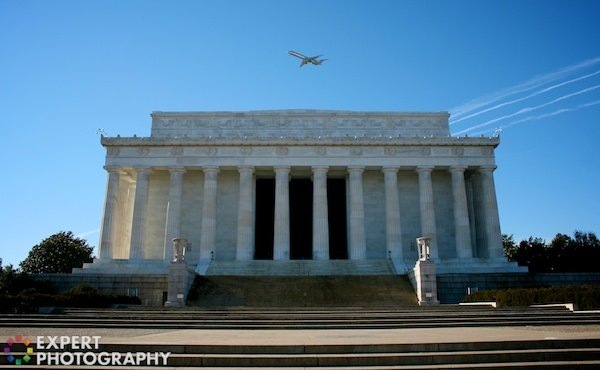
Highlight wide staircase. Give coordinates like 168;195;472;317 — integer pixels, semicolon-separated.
205;259;396;276
79;338;600;369
2;306;600;368
188;275;417;307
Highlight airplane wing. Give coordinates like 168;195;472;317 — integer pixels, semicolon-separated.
288;50;307;59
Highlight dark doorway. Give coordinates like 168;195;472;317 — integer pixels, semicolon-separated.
290;178;313;259
254;178;275;259
327;178;348;259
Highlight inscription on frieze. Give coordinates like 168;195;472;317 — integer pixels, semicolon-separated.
314;147;327;155
276;146;289;155
350;147;363;156
171;147;184;157
452;147;464;156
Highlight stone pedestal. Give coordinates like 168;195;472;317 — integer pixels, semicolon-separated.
412;259;440;305
165;238;195;307
410;237;440;305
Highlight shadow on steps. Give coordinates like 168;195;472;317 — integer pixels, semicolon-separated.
187;275;418;307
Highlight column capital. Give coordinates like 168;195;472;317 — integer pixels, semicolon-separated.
382;166;399;174
238;166;255;174
274;165;291;173
168;167;186;174
415;165;434;174
103;165;123;173
449;165;468;173
133;166;152;174
311;165;329;174
478;165;497;174
347;166;365;174
202;166;220;173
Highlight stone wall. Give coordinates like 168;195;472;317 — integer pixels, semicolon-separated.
33;273;168;306
438;272;600;304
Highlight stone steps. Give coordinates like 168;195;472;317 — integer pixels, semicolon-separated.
188;274;418;307
2;306;599;329
205;259;396;276
2;307;600;368
3;339;600;368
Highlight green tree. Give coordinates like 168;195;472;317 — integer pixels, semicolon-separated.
20;231;94;273
0;264;34;295
502;234;517;261
512;231;600;273
514;236;547;272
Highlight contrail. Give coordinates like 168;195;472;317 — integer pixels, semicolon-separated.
500;99;600;130
75;228;100;239
454;84;600;135
450;70;600;125
449;56;600;120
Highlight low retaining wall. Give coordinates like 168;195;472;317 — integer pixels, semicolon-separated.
31;271;600;306
438;272;600;304
33;273;168;306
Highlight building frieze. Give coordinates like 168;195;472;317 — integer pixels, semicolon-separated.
104;144;496;160
101;135;499;148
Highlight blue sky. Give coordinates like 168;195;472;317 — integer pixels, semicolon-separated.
1;0;598;266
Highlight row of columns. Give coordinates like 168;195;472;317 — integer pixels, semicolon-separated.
99;165;503;263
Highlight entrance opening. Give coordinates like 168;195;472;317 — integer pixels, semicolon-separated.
254;178;275;259
327;178;348;259
290;178;313;259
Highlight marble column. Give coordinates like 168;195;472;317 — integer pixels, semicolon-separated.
465;178;477;256
273;166;291;260
165;167;185;261
479;166;504;259
200;167;219;260
348;166;366;260
312;166;329;260
236;166;255;260
99;166;122;260
129;167;151;261
471;172;486;257
383;167;404;262
122;177;136;258
450;166;473;259
273;166;290;260
416;166;438;260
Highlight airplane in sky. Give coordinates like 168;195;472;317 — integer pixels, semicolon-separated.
288;50;327;67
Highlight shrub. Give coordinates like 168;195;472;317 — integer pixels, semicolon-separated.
463;284;600;310
0;283;140;313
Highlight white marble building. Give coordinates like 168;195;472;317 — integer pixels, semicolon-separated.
86;110;521;276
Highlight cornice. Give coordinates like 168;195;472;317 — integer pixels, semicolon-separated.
151;110;450;119
101;136;500;147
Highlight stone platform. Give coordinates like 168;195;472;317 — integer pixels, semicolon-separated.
2;306;600;369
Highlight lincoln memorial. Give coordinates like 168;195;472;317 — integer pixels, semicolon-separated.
79;110;523;304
